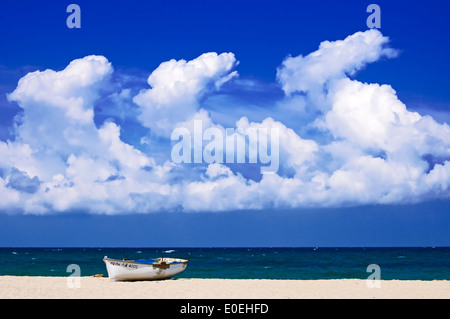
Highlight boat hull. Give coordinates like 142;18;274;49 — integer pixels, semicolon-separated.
103;257;188;281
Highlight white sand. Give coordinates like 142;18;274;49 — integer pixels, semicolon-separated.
0;276;448;299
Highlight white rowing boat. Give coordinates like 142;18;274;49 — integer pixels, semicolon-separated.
103;256;188;281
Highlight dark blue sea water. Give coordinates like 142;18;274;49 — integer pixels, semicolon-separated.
0;247;449;280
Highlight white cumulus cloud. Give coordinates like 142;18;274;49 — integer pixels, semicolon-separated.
133;52;238;137
277;29;398;95
1;30;450;215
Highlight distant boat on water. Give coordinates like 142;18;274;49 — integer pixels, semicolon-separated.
103;256;188;281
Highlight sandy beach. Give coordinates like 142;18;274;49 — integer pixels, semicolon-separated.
0;276;448;299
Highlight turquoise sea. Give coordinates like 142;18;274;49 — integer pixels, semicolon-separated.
0;247;449;280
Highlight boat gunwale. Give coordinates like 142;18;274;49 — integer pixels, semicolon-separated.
103;257;188;266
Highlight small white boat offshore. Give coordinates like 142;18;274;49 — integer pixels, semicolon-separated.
103;256;188;281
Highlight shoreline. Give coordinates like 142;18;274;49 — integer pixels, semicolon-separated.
0;276;448;299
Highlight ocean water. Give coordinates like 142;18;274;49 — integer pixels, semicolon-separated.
0;247;449;280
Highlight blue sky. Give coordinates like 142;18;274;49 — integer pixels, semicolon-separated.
0;0;449;246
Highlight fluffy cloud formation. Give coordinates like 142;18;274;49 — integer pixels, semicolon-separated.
276;29;398;95
1;30;450;214
133;52;238;137
2;56;160;214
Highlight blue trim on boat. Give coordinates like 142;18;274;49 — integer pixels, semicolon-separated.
134;259;155;264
